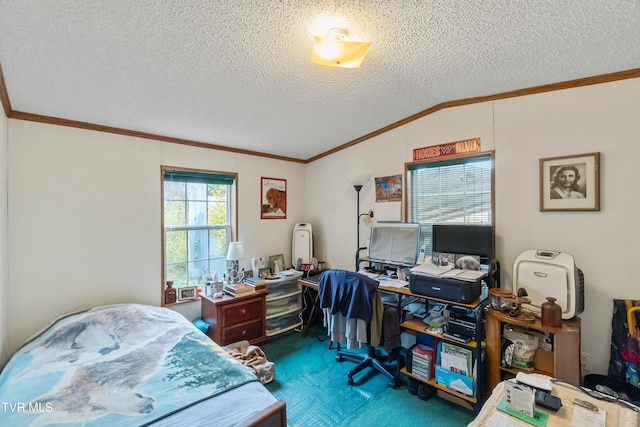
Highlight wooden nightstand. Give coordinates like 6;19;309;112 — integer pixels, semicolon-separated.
201;289;268;346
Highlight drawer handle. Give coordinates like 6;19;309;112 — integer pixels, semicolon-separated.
241;309;246;315
242;330;247;336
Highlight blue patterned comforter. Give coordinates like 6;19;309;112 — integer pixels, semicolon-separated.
0;304;257;426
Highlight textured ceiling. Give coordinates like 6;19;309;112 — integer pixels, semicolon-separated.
0;1;639;161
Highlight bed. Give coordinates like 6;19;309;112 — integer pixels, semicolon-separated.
0;303;286;427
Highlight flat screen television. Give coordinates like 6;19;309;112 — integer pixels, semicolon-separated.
368;222;421;265
432;224;493;262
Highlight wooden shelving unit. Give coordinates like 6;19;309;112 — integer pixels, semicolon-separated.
485;309;581;392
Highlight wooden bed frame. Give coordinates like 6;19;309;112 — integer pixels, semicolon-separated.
247;400;287;427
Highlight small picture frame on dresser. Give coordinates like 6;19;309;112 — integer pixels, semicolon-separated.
177;286;198;301
258;267;272;279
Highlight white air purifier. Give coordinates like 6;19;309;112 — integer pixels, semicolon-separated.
513;249;584;320
292;223;313;266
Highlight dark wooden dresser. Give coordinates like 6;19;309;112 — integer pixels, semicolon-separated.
201;289;268;346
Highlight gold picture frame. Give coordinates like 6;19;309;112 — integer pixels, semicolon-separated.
177;286;198;301
539;152;600;212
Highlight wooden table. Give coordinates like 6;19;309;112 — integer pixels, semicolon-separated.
469;379;639;427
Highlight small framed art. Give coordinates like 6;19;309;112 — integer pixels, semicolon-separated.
177;286;198;301
269;254;286;274
258;267;272;279
261;177;287;219
539;152;600;212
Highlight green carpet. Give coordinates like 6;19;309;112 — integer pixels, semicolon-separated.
262;324;475;427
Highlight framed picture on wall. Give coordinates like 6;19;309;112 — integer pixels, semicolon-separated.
539;152;600;212
261;177;287;219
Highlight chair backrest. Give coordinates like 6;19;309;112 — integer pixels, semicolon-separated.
317;269;379;323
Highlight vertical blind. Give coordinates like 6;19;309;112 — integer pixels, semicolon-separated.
407;154;493;254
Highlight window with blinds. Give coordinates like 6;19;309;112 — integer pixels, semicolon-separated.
162;167;237;299
406;153;494;256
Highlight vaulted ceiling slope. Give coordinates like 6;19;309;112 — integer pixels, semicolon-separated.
1;1;639;162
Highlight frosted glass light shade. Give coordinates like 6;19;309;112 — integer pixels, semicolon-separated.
311;28;371;69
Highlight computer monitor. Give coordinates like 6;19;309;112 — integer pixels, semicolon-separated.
368;222;421;265
432;224;493;262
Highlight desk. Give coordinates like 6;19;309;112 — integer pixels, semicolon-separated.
298;277;415;336
298;277;483;336
301;275;488;410
298;278;319;337
469;380;639;427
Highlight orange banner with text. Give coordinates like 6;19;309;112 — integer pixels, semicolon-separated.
413;138;481;161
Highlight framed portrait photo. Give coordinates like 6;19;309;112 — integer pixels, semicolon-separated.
177;286;198;301
269;254;286;274
261;177;287;219
540;152;600;212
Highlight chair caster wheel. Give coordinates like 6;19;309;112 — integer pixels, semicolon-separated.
336;355;343;362
347;376;354;386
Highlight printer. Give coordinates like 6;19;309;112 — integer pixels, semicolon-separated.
409;274;481;303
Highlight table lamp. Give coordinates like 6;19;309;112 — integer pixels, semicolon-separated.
226;242;245;284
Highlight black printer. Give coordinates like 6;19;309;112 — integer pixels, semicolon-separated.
409;274;481;303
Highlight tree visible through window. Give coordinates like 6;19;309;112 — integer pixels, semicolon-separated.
162;167;236;300
406;153;494;256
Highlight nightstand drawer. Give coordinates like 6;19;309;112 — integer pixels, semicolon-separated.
222;320;264;344
222;299;263;326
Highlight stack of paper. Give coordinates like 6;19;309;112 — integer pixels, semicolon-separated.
410;262;487;282
410;262;454;277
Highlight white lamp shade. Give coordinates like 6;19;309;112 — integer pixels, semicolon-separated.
226;242;245;260
347;174;371;187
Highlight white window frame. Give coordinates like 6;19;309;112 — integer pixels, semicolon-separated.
161;166;237;305
404;152;494;257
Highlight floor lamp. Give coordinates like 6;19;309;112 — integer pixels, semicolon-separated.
349;175;373;271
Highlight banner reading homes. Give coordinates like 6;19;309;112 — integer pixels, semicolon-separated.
413;137;481;161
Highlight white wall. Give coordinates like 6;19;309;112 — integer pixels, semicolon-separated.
0;112;8;367
306;77;640;376
3;77;639;376
4;121;305;364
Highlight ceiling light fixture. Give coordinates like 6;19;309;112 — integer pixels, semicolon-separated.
310;28;372;69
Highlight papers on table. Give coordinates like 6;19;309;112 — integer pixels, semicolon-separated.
410;261;487;282
410;262;453;277
377;276;409;288
571;405;606;427
357;270;409;288
357;269;380;278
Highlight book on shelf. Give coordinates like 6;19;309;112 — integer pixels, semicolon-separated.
410;365;432;381
412;349;433;362
244;277;267;288
411;353;433;367
413;344;433;357
439;342;473;377
224;283;254;296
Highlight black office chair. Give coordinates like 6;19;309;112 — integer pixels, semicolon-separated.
318;269;398;388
